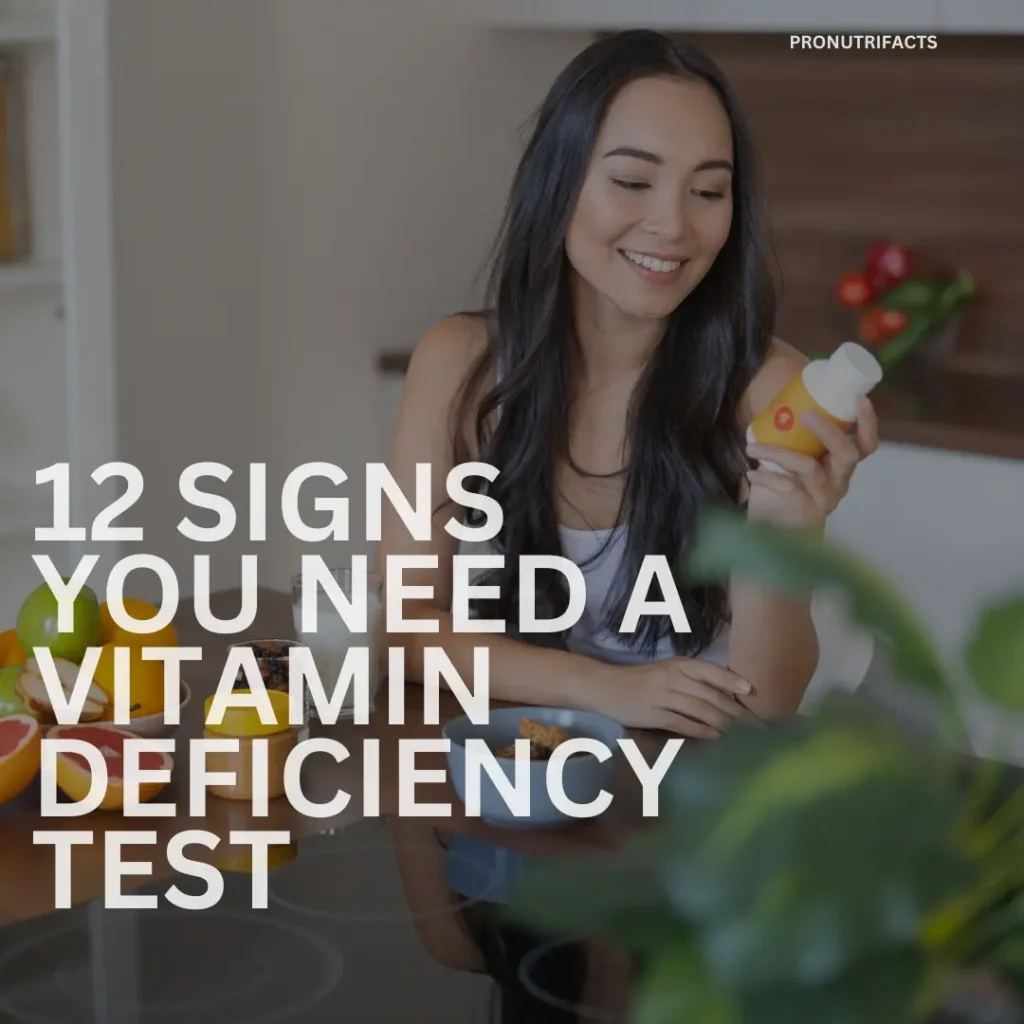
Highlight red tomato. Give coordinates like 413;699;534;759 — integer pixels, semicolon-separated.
835;271;875;308
859;306;910;346
865;241;915;288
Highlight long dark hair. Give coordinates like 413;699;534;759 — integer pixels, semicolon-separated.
451;30;776;658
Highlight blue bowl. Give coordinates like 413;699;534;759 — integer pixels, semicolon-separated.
442;706;626;827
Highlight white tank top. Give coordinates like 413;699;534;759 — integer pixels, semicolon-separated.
557;522;730;667
467;356;731;667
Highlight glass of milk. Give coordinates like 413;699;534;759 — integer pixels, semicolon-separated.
290;568;384;723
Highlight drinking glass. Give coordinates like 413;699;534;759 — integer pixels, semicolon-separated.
291;568;385;722
226;637;309;732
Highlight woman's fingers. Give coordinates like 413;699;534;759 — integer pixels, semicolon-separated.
657;684;750;731
674;658;752;697
801;411;862;470
855;396;879;455
745;444;819;478
653;711;720;740
677;677;760;724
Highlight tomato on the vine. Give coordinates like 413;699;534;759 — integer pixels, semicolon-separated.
859;306;910;346
865;241;915;289
836;271;875;308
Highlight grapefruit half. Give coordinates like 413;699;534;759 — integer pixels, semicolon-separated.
48;724;173;810
0;714;41;806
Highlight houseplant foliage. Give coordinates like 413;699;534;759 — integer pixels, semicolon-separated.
832;240;975;370
507;507;1024;1024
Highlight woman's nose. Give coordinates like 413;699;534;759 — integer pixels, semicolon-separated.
644;193;693;243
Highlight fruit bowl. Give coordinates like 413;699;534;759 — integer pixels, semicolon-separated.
28;680;193;739
111;679;192;738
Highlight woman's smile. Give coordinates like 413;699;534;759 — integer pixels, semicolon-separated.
619;248;687;284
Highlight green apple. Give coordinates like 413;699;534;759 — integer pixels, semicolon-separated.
0;665;25;717
16;581;102;664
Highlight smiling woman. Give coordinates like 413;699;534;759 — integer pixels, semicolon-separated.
565;76;736;321
376;30;879;737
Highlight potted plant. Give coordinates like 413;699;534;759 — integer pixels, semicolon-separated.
508;507;1024;1024
831;240;975;370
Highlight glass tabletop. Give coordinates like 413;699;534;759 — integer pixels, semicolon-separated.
0;816;634;1024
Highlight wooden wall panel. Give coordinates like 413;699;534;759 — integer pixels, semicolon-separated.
685;33;1024;374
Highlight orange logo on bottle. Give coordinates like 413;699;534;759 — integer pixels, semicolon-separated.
774;406;795;431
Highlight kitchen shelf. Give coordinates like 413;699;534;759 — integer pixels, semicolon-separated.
0;259;62;292
872;366;1024;461
0;17;56;45
377;352;1024;461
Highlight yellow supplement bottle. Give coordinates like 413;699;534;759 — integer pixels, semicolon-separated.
747;341;883;471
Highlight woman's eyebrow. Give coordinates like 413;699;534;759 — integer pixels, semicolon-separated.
603;145;664;164
602;147;734;173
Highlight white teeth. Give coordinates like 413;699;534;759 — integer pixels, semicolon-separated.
623;250;682;273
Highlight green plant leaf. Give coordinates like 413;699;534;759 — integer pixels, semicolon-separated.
658;707;975;989
703;726;906;858
964;596;1024;709
875;270;976;369
881;278;942;312
633;941;739;1024
735;949;926;1024
685;507;952;699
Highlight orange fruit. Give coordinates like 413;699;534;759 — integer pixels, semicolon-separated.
48;723;171;810
0;714;41;806
99;598;178;649
91;644;166;718
0;629;26;668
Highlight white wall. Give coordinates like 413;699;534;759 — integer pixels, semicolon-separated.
827;441;1024;760
108;0;272;602
258;1;592;591
105;0;589;604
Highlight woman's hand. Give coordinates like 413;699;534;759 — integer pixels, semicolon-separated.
745;396;879;528
590;657;760;738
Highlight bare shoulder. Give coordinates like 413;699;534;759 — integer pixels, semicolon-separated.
407;313;489;389
738;337;809;428
395;313;493;458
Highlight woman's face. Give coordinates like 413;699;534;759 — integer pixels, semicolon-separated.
565;75;735;323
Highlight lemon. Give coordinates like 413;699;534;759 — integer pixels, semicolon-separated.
204;690;293;737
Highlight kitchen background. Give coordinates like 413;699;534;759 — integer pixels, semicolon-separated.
0;0;1021;754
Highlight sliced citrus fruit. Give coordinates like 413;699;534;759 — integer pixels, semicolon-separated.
91;644;166;718
0;714;41;806
48;723;172;810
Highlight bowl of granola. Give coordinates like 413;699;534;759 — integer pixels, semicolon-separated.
443;706;626;827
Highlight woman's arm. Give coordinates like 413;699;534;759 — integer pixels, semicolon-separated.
729;340;821;718
376;316;756;736
375;315;602;709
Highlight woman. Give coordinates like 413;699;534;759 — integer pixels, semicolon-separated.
377;30;878;737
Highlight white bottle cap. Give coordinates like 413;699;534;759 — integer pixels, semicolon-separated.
829;342;883;399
